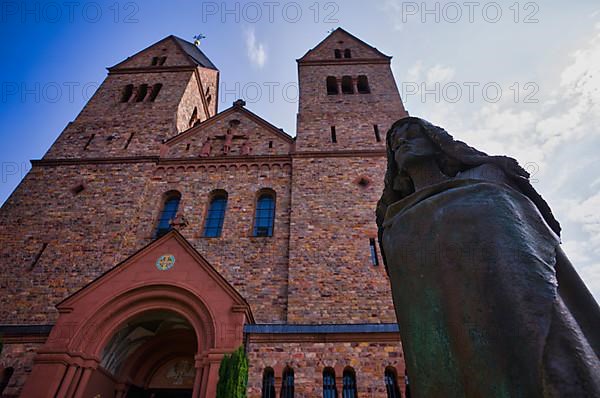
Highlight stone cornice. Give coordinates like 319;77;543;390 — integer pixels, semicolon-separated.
31;150;385;168
297;58;391;66
108;65;198;74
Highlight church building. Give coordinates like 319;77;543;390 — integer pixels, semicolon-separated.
0;28;410;397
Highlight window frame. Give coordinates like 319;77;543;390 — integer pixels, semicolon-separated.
202;190;228;238
261;367;276;398
342;367;357;398
357;75;371;94
252;189;276;238
341;76;354;94
384;367;402;398
281;367;294;398
323;367;337;398
154;190;181;238
326;76;339;95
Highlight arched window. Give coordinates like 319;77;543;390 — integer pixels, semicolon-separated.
344;49;352;58
357;75;370;94
135;84;148;102
253;192;275;237
334;49;342;59
323;368;337;398
203;191;228;237
341;76;354;94
327;76;338;95
281;367;294;398
343;367;357;398
148;83;162;102
262;367;276;398
385;367;402;398
120;84;134;102
155;191;181;238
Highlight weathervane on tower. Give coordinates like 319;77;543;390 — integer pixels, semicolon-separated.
193;33;206;46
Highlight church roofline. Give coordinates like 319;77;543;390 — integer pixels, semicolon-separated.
297;27;392;63
163;100;295;147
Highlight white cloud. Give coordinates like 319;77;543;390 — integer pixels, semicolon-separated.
244;27;267;68
402;25;600;301
426;64;455;84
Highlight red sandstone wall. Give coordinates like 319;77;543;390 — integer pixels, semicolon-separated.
0;342;43;397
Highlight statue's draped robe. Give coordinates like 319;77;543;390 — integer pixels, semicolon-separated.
382;165;600;398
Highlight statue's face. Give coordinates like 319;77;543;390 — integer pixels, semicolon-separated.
391;122;438;169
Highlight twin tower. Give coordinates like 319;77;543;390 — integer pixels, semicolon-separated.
1;28;410;397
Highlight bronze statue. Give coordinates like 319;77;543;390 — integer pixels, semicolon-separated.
377;117;600;397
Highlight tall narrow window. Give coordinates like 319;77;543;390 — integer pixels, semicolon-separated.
330;126;337;143
342;368;357;398
124;132;135;149
334;49;342;59
29;243;48;271
148;83;162;102
135;84;148;102
121;84;134;102
151;56;159;66
253;192;275;237
203;192;228;237
323;368;337;398
344;49;352;58
357;75;370;94
341;76;354;94
370;238;379;266
385;367;401;398
83;133;95;150
281;367;294;398
189;107;198;127
327;76;339;95
262;368;276;398
374;124;381;142
158;56;167;65
155;191;181;238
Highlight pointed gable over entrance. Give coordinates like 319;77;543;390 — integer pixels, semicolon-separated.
298;27;392;64
21;230;252;398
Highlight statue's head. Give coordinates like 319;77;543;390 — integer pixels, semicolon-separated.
389;119;440;172
377;117;561;264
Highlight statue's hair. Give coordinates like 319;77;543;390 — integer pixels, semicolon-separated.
376;117;561;257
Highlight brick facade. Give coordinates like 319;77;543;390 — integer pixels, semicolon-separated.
0;29;409;397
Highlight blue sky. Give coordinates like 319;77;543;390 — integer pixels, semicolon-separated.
1;0;600;299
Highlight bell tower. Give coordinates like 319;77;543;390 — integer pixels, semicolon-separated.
287;29;407;324
295;28;407;151
44;35;219;159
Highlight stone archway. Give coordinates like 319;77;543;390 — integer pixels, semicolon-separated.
20;231;253;398
100;310;197;397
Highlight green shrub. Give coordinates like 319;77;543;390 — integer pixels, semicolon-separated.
216;345;248;398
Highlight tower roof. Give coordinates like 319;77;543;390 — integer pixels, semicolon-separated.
109;35;218;71
297;27;391;63
170;35;218;70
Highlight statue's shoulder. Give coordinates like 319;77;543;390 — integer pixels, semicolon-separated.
456;163;510;185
